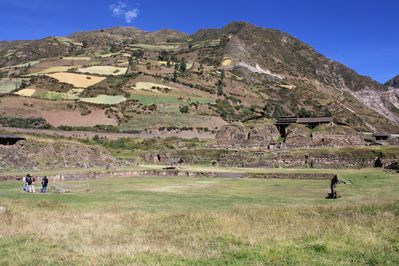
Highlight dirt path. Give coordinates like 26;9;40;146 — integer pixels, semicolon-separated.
0;126;215;140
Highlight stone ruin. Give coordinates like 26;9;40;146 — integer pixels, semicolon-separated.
215;124;279;149
285;124;312;148
312;125;365;147
216;123;366;149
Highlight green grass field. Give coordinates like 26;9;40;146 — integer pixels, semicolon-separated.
79;94;127;105
1;168;398;265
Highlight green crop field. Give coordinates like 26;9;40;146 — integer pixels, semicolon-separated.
0;78;28;95
131;43;179;51
79;94;127;105
0;168;398;265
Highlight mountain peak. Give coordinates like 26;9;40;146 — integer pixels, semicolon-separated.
385;75;399;88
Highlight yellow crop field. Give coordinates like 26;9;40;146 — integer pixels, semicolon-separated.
77;66;127;76
47;72;106;88
14;88;36;97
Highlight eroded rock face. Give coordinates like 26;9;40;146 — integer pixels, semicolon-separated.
285;124;312;148
216;124;279;148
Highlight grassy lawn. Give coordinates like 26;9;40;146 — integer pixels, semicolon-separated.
1;168;399;265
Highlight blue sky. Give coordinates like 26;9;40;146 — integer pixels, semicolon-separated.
0;0;398;83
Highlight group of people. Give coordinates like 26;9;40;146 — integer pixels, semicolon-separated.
23;174;48;193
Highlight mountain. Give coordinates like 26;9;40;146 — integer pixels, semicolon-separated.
0;22;398;133
386;75;399;88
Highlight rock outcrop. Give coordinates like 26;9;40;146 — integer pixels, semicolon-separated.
385;75;399;88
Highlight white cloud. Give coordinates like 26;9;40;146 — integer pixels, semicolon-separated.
110;2;139;23
124;8;139;23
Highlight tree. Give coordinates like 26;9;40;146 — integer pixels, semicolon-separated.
297;107;311;118
82;40;88;48
167;56;172;67
198;64;204;75
272;105;286;119
173;70;178;82
179;105;189;113
132;49;144;59
220;69;225;80
217;80;224;96
180;61;187;72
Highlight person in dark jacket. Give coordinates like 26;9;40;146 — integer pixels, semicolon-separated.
41;176;49;193
327;174;341;199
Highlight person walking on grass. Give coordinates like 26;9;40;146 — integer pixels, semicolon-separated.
41;176;48;193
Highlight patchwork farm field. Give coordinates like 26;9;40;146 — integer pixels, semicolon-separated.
0;168;398;265
0;78;27;94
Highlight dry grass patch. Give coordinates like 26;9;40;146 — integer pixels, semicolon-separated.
14;88;36;97
47;73;106;88
221;57;233;67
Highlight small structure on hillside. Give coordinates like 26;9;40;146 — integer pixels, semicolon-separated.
372;133;399;145
0;135;26;146
276;116;334;137
373;133;390;141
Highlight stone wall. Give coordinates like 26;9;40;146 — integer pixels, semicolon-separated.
0;169;336;182
312;125;365;147
0;140;120;170
285;124;312;148
216;124;279;149
145;148;399;169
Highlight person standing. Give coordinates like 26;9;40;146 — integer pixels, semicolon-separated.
26;174;32;193
41;176;48;193
30;176;36;193
23;174;29;192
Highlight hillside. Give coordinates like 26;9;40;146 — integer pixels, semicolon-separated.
386;75;399;88
1;22;398;134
